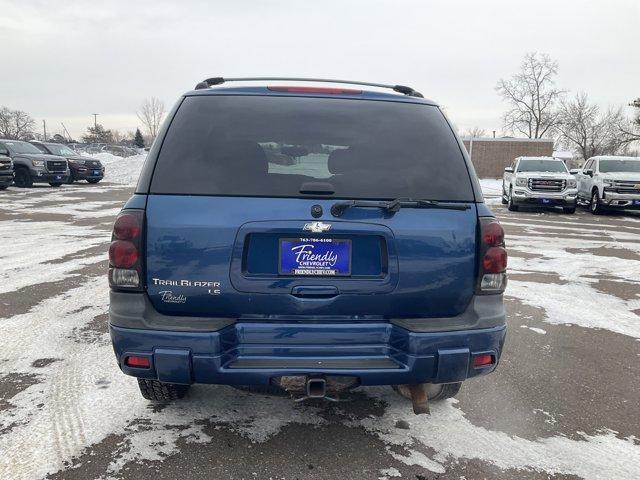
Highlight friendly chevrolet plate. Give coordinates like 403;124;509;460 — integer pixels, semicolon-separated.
279;237;351;276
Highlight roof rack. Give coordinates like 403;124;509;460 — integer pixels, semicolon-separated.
193;77;424;98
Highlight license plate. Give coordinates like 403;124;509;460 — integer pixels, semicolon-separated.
279;237;351;276
93;170;100;175
55;175;62;180
540;198;552;204
634;200;640;206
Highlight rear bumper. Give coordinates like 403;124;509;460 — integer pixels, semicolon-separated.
109;292;507;386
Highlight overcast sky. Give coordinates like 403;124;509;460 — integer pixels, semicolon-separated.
1;0;638;139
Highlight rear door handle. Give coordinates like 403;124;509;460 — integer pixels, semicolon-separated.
291;285;339;298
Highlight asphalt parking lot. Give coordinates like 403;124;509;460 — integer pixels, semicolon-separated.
1;183;639;480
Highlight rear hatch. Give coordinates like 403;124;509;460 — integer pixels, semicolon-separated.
145;92;479;320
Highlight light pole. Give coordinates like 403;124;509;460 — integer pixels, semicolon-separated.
92;113;99;129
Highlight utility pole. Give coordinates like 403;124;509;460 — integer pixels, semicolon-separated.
43;120;47;141
92;113;99;129
61;122;72;142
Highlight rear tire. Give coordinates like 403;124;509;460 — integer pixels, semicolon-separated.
0;185;7;190
501;188;508;204
87;179;100;184
14;168;33;188
49;183;62;187
137;379;190;402
392;382;462;402
562;207;576;214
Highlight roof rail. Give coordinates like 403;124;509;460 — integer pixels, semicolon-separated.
193;77;424;98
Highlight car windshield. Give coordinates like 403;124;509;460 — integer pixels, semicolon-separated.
517;159;567;173
5;141;42;154
599;159;640;173
46;144;76;156
151;95;475;201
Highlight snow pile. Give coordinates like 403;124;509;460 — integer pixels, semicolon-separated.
85;152;147;186
479;178;503;196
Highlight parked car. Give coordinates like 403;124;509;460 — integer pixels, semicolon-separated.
0;145;14;190
31;141;105;184
84;143;107;154
0;139;69;187
502;156;577;213
101;145;136;157
108;77;508;413
573;156;640;214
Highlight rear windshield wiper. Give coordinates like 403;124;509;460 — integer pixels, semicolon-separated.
330;198;470;217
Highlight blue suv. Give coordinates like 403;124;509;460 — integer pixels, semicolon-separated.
108;77;507;414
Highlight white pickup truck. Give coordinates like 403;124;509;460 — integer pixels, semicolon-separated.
572;156;640;214
502;156;577;213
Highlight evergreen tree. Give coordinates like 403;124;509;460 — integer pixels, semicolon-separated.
82;124;113;143
134;128;145;148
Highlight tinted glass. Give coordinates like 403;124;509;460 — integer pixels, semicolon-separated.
517;159;567;173
33;143;49;153
151;95;474;201
5;141;42;154
46;144;76;156
599;159;640;173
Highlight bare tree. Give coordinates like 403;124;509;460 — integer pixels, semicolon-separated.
462;127;487;138
618;97;640;145
496;53;564;138
0;106;36;140
137;97;165;140
556;93;629;160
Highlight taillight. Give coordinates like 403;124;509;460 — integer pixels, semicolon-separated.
472;354;494;368
477;218;507;293
113;213;141;240
109;210;144;290
109;241;138;268
125;356;151;368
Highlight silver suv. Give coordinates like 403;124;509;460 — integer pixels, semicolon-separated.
502;156;577;213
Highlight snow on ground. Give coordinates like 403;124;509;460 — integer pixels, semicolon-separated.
480;179;640;339
0;170;638;479
2;272;639;480
479;178;504;205
0;219;108;295
86;152;147;186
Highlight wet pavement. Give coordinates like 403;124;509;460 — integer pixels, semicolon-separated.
1;183;639;480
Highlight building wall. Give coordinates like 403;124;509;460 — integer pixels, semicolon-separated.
462;138;554;178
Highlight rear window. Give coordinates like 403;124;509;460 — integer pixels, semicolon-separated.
151;95;474;201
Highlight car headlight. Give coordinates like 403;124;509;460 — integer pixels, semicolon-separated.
567;179;577;188
69;159;86;165
32;159;45;168
515;177;528;186
602;178;614;187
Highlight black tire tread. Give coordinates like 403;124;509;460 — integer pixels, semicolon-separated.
137;379;190;402
428;382;462;401
14;168;32;188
